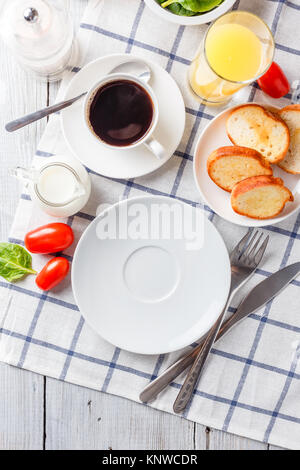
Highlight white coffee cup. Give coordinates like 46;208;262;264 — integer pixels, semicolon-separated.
84;73;166;159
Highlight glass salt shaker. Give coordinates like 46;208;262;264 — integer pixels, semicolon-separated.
291;80;300;104
0;0;78;82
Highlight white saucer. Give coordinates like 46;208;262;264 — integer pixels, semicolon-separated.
72;195;230;355
61;54;185;179
193;104;300;227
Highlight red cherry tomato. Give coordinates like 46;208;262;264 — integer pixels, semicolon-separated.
257;62;290;99
25;223;74;254
36;257;69;291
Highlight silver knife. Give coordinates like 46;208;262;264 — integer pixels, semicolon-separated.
139;262;300;404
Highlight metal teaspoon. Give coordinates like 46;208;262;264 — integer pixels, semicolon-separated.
5;61;151;132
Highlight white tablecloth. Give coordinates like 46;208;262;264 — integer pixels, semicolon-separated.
1;0;300;449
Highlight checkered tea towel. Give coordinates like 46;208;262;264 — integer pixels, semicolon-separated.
1;0;300;450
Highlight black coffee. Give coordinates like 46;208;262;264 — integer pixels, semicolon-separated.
88;79;154;147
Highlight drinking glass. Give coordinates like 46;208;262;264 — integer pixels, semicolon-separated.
188;11;275;106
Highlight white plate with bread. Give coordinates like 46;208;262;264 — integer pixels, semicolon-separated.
193;103;300;227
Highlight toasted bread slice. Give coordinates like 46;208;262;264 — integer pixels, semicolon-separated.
226;104;290;164
231;175;293;219
277;105;300;174
207;146;272;192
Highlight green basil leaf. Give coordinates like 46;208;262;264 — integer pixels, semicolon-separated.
168;4;197;16
0;243;37;283
157;0;195;15
180;0;223;13
159;0;223;15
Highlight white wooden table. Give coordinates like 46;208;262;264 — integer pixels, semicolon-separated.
0;1;282;450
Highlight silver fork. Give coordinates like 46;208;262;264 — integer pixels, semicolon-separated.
173;230;269;414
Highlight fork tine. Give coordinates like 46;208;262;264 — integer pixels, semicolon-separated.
247;232;263;259
241;230;259;259
231;228;253;259
254;235;269;266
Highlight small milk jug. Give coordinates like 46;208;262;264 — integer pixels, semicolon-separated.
11;155;91;217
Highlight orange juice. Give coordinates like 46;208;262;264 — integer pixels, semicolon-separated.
188;11;274;106
206;24;262;82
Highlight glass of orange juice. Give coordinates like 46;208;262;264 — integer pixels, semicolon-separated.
188;11;275;106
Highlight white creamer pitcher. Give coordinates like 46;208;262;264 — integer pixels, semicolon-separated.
11;155;91;217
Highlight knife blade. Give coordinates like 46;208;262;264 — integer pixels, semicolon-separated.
139;262;300;403
220;261;300;337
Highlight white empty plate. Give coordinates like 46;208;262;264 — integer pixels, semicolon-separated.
61;54;185;179
72;195;230;354
193;104;300;227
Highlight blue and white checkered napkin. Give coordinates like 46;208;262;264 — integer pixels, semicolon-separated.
1;0;300;449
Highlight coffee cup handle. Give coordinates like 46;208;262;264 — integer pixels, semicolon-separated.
143;136;166;160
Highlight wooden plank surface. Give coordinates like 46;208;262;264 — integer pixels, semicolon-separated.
207;428;267;450
0;364;44;450
0;30;46;451
45;380;198;450
0;0;277;450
